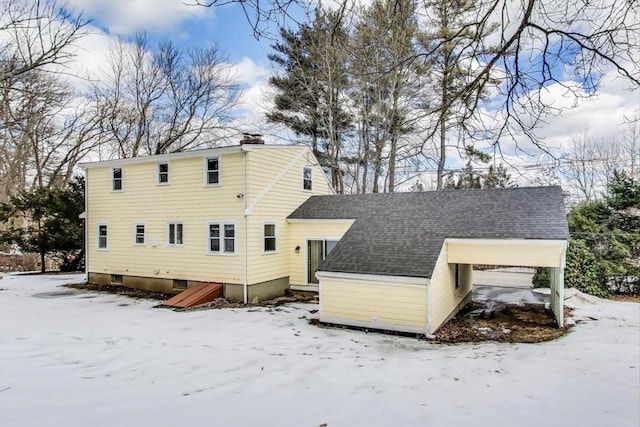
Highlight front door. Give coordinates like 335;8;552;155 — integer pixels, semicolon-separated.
307;239;338;284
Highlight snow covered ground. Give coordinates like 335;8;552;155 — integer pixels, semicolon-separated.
1;274;638;427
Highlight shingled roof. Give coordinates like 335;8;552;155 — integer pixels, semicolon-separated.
287;186;569;278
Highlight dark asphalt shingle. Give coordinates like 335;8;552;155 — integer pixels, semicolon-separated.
287;186;569;278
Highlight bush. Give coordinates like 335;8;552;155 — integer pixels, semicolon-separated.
532;267;550;288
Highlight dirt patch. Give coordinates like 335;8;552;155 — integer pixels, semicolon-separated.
63;283;171;301
62;282;319;307
608;294;640;303
435;301;571;343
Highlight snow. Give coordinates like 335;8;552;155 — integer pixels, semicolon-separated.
1;274;638;427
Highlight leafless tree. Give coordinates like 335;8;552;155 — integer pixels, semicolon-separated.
0;67;99;197
90;34;240;158
0;0;88;84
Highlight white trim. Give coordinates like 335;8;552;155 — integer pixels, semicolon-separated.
204;156;221;187
96;222;109;251
205;220;237;256
304;237;342;286
244;149;307;215
445;238;568;246
290;284;319;292
166;222;184;247
319;316;426;335
156;161;170;185
316;270;430;286
80;145;242;169
286;218;355;224
262;221;278;254
302;165;313;192
132;222;146;246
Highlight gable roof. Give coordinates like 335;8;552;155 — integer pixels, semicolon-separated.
288;186;569;278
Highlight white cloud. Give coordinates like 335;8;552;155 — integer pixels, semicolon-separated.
66;0;208;35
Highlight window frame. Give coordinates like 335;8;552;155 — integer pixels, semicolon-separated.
133;223;146;245
112;167;123;192
97;223;108;250
302;166;312;192
167;222;184;246
206;221;236;255
157;161;169;185
204;156;221;186
263;222;278;254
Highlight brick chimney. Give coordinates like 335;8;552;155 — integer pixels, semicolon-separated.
240;133;264;145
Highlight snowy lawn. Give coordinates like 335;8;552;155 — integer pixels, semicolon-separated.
1;274;638;427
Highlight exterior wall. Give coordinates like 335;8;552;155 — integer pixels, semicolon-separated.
87;272;227;295
86;152;245;285
429;243;474;333
447;239;566;267
319;274;428;334
225;277;289;302
244;147;335;286
287;220;355;288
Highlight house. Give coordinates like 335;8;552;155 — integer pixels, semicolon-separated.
288;188;569;334
83;138;569;335
81;136;335;303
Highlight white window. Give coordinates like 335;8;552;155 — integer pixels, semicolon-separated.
207;222;235;254
134;224;145;245
158;162;169;184
112;167;123;191
303;167;312;191
205;157;220;185
263;223;277;253
168;223;183;246
97;224;108;249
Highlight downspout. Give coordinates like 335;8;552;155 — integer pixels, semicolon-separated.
242;149;248;304
83;168;88;283
425;279;435;339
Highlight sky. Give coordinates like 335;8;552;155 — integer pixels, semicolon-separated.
61;0;639;185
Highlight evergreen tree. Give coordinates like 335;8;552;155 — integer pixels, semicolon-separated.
0;176;85;272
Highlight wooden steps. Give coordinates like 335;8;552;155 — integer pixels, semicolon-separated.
160;283;224;308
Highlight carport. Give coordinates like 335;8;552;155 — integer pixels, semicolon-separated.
446;238;568;327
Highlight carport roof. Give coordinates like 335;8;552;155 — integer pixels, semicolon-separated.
287;186;569;278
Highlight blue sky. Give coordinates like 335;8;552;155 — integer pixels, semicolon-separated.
64;0;638;179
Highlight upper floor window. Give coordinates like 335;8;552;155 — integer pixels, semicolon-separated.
158;162;169;184
97;224;108;249
303;167;312;191
207;222;235;255
134;224;145;245
206;157;219;185
112;167;122;191
168;222;183;246
263;223;277;253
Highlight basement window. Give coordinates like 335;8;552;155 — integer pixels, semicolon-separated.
111;274;123;284
173;279;188;290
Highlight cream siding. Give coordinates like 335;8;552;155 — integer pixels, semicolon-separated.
446;239;566;267
287;220;355;287
243;148;334;285
320;275;428;333
429;243;473;333
86;153;245;284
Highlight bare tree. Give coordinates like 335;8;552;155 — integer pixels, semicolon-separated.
0;67;98;197
0;0;88;84
90;34;240;158
197;0;640;156
564;130;604;202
